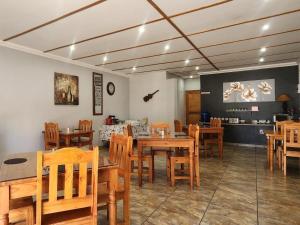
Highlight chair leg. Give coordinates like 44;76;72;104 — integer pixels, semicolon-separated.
284;155;287;176
148;158;153;183
27;206;34;225
170;158;175;187
123;193;130;225
151;152;155;181
194;156;200;187
166;153;171;181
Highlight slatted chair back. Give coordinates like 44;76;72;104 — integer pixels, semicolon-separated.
188;124;200;155
174;120;183;132
109;133;132;178
36;147;99;225
283;123;300;152
150;122;170;135
44;122;60;150
210;118;221;127
123;124;133;137
79;120;93;132
276;120;293;135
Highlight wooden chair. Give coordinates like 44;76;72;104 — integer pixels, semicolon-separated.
204;118;221;157
169;124;200;187
9;197;34;225
150;122;172;180
36;147;99;225
72;120;93;149
174;120;183;132
275;120;294;169
124;124;153;182
98;133;132;225
283;123;300;176
44;122;63;150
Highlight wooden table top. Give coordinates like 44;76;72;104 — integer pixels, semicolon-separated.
264;130;283;139
137;132;193;141
0;151;117;184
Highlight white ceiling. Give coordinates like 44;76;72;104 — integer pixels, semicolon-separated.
0;0;300;76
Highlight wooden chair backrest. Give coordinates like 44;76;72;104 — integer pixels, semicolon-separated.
188;124;200;155
150;122;170;135
283;123;300;154
210;118;221;127
174;120;183;132
79;120;93;132
276;120;293;135
36;147;99;224
123;124;133;137
109;133;132;178
44;122;60;150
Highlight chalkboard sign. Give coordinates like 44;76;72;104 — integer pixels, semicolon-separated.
93;72;103;115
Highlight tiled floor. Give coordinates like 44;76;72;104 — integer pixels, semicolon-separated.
99;145;300;225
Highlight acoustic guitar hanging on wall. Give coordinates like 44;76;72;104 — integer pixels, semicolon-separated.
143;90;159;102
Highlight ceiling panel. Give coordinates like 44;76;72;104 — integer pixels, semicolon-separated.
217;51;300;69
210;43;300;65
190;13;300;48
101;50;200;70
153;0;222;16
79;38;192;65
9;0;162;51
201;30;300;56
36;20;179;59
116;59;209;74
0;0;96;39
173;0;300;35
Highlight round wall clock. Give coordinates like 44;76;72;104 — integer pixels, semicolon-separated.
107;82;115;95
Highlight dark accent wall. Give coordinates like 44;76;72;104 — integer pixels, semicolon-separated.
200;66;299;145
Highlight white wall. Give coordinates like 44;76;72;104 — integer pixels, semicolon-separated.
129;71;177;129
184;77;200;90
0;46;129;159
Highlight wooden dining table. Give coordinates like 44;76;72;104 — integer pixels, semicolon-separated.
200;126;224;159
265;130;283;171
0;152;118;225
137;133;195;189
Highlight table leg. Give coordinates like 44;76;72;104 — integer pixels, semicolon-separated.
137;142;143;187
266;136;270;166
218;133;223;160
189;143;194;190
270;136;274;172
65;136;71;147
108;168;118;225
0;186;9;225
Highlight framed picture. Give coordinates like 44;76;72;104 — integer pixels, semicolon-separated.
93;72;103;115
54;73;79;105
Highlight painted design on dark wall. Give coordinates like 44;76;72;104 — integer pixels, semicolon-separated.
223;79;275;103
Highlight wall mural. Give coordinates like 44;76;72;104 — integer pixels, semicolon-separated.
223;79;275;103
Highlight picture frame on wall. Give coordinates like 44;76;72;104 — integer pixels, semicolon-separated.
93;72;103;115
54;72;79;105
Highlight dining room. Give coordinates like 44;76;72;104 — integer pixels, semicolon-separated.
1;0;300;225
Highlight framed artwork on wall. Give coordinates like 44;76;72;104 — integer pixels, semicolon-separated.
54;72;79;105
93;72;103;115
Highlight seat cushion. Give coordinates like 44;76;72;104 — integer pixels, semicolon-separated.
42;208;93;225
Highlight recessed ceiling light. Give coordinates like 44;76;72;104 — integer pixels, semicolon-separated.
189;75;193;79
139;25;145;34
103;55;108;62
70;45;75;51
260;47;267;53
164;44;170;50
185;59;190;64
262;24;270;31
259;57;265;62
132;66;136;71
195;66;200;70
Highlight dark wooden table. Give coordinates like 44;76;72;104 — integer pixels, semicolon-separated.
137;133;195;189
0;152;118;225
